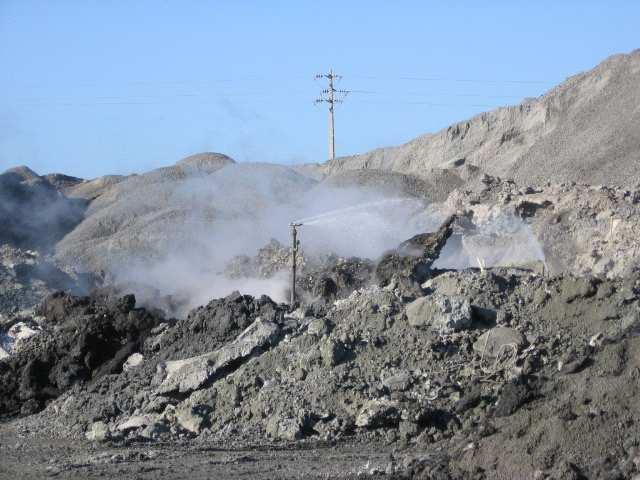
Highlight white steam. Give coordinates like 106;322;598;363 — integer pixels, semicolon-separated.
110;163;445;315
294;198;444;259
107;164;546;316
433;206;546;270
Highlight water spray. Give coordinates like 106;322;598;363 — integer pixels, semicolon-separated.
289;222;303;308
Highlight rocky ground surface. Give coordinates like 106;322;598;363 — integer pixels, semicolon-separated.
2;212;640;478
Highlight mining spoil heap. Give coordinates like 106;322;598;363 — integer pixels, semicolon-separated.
2;51;640;479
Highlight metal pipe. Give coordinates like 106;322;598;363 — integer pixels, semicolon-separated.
289;222;302;307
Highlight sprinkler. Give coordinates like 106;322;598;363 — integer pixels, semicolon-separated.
289;222;303;308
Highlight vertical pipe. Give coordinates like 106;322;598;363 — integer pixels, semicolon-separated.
290;223;298;307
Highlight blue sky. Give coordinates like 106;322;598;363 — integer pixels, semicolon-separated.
1;1;638;178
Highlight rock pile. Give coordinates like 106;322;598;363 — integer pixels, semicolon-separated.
0;292;164;416
3;221;639;478
0;244;90;317
0;167;86;251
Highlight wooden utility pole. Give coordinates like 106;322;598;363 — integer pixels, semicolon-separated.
315;69;349;161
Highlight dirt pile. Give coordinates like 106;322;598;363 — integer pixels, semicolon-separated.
0;292;165;416
376;214;457;294
0;167;86;251
222;214;461;309
437;175;640;278
225;238;376;307
3;216;639;478
53;156;311;274
0;244;93;317
315;49;640;189
224;239;294;280
12;267;640;478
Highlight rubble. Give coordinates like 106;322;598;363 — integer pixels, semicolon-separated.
0;244;90;317
0;291;164;415
4;180;640;478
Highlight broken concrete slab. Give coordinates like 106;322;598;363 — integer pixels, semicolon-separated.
117;414;158;432
157;318;281;395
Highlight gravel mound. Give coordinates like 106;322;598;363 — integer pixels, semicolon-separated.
0;215;639;477
42;173;84;192
320;168;471;202
318;49;640;189
54;156;315;274
0;292;164;416
0;167;86;251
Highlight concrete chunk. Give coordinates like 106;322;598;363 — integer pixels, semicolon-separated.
157;318;280;394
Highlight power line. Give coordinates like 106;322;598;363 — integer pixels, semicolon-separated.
350;75;552;85
315;69;350;161
4;73;554;91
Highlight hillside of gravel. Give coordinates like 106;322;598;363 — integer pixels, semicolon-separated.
320;167;477;203
53;154;316;274
0;167;86;251
0;167;94;321
316;49;640;189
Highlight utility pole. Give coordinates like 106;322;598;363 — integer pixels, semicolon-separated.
315;69;349;161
